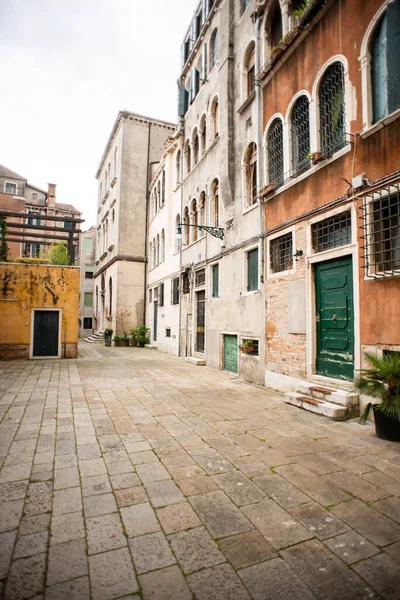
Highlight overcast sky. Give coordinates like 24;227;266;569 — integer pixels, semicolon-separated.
0;0;195;228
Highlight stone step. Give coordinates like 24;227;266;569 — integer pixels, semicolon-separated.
296;382;358;408
284;392;349;420
185;356;205;366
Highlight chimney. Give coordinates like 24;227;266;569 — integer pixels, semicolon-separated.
47;183;56;208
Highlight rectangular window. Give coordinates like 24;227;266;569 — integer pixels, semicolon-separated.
195;268;206;286
239;338;259;356
166;328;171;338
159;283;164;307
149;289;152;303
270;233;293;274
64;221;71;229
5;182;16;195
84;293;93;307
312;211;351;253
83;318;93;330
85;265;94;279
212;263;219;298
361;187;400;276
27;211;39;226
182;271;190;294
84;238;93;252
171;277;180;305
247;248;259;291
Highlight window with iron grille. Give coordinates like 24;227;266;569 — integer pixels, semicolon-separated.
195;269;206;286
361;185;400;277
312;211;351;253
319;62;346;156
267;118;284;187
270;233;293;273
291;96;311;177
171;277;180;304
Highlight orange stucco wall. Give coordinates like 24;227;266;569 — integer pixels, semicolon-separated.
0;263;80;359
262;0;400;351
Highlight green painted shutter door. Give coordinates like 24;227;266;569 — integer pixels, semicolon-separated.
372;15;388;123
387;0;400;114
212;264;219;297
247;249;258;291
224;335;238;374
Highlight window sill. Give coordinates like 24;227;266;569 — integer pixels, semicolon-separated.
263;145;351;202
237;90;255;115
267;267;295;280
242;202;259;215
242;289;261;297
361;108;400;139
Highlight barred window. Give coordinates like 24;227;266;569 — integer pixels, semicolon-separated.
312;212;351;253
195;269;206;286
361;186;400;276
267;118;284;187
319;62;346;156
270;233;293;273
291;96;310;177
171;277;180;304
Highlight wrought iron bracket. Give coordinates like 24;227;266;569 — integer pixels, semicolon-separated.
177;223;224;240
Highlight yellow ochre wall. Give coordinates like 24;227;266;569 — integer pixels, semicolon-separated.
0;263;80;359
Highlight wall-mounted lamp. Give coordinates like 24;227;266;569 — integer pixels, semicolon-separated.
294;249;304;262
177;223;224;240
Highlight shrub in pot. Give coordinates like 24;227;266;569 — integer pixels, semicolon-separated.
355;351;400;442
113;335;122;347
130;329;139;347
104;328;113;347
135;326;150;347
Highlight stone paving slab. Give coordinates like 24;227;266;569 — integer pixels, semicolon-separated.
0;343;400;599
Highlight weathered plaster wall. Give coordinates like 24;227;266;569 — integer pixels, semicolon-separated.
0;263;79;359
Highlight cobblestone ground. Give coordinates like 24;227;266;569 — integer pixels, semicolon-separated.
0;343;400;600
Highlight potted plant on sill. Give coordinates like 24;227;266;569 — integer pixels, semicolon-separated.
355;351;400;442
104;328;113;347
134;326;150;348
239;339;256;355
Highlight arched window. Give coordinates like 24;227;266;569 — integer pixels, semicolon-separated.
176;150;182;185
211;179;219;227
199;191;207;226
210;29;218;70
240;0;250;18
185;140;191;174
267;118;284;187
263;1;283;59
200;114;207;154
152;237;156;268
211;98;219;139
156;233;160;265
99;182;102;204
162;170;165;204
149;241;153;268
291;96;310;176
108;277;112;317
370;3;400;124
175;214;181;252
319;62;346;156
114;147;118;178
193;129;199;165
153;191;157;216
161;229;165;262
244;143;258;207
157;181;161;209
183;206;190;246
243;42;256;100
191;199;198;243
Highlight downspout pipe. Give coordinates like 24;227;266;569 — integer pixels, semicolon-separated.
143;122;152;327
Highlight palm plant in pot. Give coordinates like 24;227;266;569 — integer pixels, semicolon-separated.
355;351;400;442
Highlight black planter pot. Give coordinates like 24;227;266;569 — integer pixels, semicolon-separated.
104;335;112;347
373;407;400;442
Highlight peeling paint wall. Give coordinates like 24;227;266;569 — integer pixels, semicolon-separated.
0;263;79;359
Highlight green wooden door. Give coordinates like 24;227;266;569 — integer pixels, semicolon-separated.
315;257;354;380
224;335;238;374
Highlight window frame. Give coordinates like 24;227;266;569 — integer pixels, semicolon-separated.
211;262;219;298
84;292;94;307
267;227;296;279
244;245;260;293
4;181;17;195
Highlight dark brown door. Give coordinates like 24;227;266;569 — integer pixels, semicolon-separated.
33;311;59;357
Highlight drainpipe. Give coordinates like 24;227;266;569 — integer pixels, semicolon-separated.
143;122;152;327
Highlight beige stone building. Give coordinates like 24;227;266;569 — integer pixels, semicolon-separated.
79;227;96;337
94;112;175;335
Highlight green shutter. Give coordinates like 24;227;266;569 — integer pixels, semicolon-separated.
247;248;258;291
212;264;219;298
372;14;388;123
387;0;400;115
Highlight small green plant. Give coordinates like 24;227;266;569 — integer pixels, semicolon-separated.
0;217;9;262
113;335;122;342
104;328;113;336
292;0;311;21
355;352;400;423
134;326;150;347
45;242;70;265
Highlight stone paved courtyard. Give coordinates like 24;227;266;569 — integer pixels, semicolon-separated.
0;343;400;600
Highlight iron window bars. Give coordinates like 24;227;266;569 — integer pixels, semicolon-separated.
267;119;284;188
361;183;400;277
270;233;293;273
319;62;347;157
291;96;311;177
312;211;352;253
195;269;206;286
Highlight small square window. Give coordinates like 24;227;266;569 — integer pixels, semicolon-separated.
85;265;94;279
270;233;293;274
195;269;206;286
83;318;93;329
166;328;171;338
84;293;93;307
5;182;17;194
